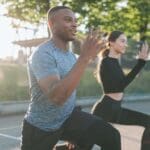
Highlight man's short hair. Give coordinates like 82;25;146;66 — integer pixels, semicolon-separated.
47;6;71;21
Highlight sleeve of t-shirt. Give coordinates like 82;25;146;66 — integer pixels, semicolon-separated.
30;49;59;81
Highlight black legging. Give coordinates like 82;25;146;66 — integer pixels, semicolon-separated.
92;95;150;127
91;95;150;150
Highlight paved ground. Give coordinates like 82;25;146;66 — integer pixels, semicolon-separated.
0;114;23;150
0;100;150;150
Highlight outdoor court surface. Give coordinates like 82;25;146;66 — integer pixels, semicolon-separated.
0;100;150;150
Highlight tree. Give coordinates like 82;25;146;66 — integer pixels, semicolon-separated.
127;0;150;41
61;0;149;41
1;0;149;40
1;0;50;23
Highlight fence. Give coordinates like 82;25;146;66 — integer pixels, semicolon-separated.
0;94;150;115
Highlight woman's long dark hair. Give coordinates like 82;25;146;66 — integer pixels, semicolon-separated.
101;30;124;57
95;30;124;82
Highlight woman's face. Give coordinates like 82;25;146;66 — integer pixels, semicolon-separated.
110;34;127;54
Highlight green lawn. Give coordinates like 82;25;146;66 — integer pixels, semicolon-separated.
0;63;150;101
0;63;29;101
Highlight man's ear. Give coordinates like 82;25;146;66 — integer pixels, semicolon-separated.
48;20;53;28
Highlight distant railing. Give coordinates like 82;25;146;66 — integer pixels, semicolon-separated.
77;94;150;109
0;94;150;115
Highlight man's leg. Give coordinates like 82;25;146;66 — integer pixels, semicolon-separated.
61;107;121;150
78;119;121;150
141;128;150;150
21;120;61;150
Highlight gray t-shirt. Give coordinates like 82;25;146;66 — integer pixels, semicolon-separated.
25;40;77;131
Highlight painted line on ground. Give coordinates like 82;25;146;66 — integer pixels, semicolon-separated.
0;133;21;141
0;126;21;131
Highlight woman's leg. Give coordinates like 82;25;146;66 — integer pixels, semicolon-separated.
118;107;150;150
118;107;150;127
92;96;150;150
92;95;121;123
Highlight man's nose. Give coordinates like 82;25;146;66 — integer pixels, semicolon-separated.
72;20;77;27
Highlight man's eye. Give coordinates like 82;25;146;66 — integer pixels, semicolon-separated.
64;17;72;22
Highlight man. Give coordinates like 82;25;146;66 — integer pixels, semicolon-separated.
21;6;121;150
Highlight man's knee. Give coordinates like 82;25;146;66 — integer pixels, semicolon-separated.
90;119;120;142
142;128;150;150
96;120;121;144
109;127;120;142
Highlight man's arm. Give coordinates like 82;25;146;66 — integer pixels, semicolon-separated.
38;34;106;105
38;56;89;105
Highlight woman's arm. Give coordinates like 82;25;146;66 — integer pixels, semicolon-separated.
122;42;149;87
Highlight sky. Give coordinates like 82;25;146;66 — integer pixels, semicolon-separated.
0;6;17;59
0;1;128;59
0;5;81;59
0;5;48;59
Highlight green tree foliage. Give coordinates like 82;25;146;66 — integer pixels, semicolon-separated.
60;0;149;62
1;0;50;23
127;0;149;40
1;0;149;40
61;0;150;40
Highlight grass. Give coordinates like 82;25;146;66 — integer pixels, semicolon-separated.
0;63;29;101
125;69;150;94
77;67;102;97
0;63;150;101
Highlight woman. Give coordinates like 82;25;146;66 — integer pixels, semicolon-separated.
92;30;150;150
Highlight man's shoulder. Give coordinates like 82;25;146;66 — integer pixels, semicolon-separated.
28;40;56;64
37;40;53;52
32;40;54;56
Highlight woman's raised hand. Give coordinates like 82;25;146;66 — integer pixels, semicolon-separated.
138;41;149;60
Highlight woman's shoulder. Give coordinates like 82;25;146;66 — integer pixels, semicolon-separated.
101;56;111;64
101;56;118;68
100;57;109;68
103;56;118;62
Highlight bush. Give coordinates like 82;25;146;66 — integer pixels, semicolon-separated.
0;63;149;101
77;67;102;98
0;63;29;101
125;69;150;94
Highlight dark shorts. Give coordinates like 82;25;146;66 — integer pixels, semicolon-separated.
21;107;107;150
